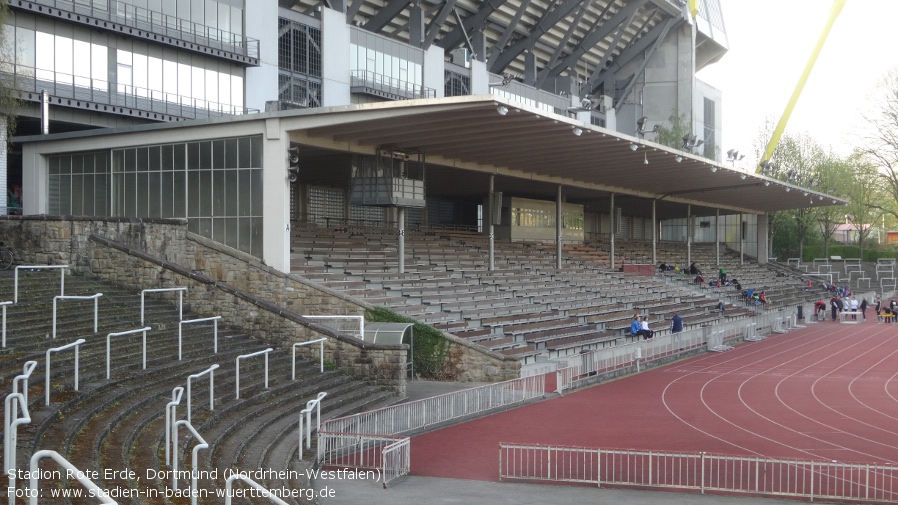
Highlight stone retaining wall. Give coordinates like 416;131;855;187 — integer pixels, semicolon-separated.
0;216;519;387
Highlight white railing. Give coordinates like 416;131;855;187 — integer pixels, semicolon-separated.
165;387;184;465
178;316;221;360
27;450;116;505
381;436;411;487
499;443;898;503
186;364;218;423
45;338;86;405
223;474;290;505
105;326;152;378
4;393;30;505
303;315;364;340
292;338;327;378
235;348;272;399
298;392;327;460
13;360;37;405
140;287;187;325
319;373;545;437
172;420;207;505
0;301;11;348
14;264;68;303
52;293;102;339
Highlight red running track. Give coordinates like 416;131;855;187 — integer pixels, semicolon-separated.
411;318;898;481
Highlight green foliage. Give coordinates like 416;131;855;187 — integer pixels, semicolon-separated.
0;0;20;141
800;244;889;263
324;359;336;371
654;111;716;160
364;306;453;380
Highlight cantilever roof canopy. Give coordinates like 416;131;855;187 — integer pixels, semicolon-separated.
290;95;845;218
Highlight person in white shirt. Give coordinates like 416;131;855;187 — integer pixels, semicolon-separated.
640;316;654;339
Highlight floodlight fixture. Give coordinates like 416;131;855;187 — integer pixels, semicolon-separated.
572;127;583;136
629;143;639;151
674;155;683;163
496;105;509;115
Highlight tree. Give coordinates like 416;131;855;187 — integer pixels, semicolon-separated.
843;152;886;260
862;68;898;222
654;111;716;160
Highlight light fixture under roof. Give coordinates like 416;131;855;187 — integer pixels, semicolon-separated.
803;191;808;196
740;174;746;180
629;143;639;151
644;152;649;165
496;105;508;115
764;181;770;186
572;127;583;136
786;187;791;192
710;166;717;173
674;155;682;163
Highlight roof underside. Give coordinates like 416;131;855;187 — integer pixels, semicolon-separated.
291;96;843;218
282;0;724;93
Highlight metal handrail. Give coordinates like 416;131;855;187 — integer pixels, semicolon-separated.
171;420;207;505
292;338;326;378
52;293;103;339
13;361;38;405
28;450;116;505
178;316;222;360
223;474;290;505
105;327;152;378
5;392;30;505
165;387;184;465
298;392;327;460
14;265;68;303
186;364;218;423
235;348;272;399
45;339;86;406
0;301;11;348
140;287;187;325
302;315;364;340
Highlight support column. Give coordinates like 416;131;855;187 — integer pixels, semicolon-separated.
715;208;720;266
556;185;562;270
686;205;692;269
740;213;744;265
651;200;657;266
610;194;615;270
757;212;769;264
488;175;495;272
398;207;406;274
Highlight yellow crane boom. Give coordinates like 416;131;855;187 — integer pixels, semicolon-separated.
758;0;846;171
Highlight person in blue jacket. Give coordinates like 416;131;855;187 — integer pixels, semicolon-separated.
630;314;641;340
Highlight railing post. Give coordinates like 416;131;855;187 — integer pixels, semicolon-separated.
701;452;705;494
166;387;184;465
0;301;10;348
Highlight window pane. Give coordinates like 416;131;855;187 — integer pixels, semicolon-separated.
212;170;225;215
161;171;174;217
225;170;238;215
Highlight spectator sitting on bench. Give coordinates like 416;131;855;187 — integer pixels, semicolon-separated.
639;316;654;340
693;275;704;285
630;314;642;339
689;262;702;276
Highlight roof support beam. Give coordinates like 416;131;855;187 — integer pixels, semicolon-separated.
488;0;585;75
541;0;650;83
346;0;367;24
534;0;595;88
423;0;458;49
582;9;639;93
437;0;507;53
363;0;416;33
613;16;679;110
485;0;532;64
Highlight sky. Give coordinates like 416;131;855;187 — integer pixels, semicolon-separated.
696;0;898;162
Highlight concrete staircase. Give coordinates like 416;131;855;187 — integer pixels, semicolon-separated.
0;269;397;504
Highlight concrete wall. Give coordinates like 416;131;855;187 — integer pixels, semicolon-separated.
0;216;518;386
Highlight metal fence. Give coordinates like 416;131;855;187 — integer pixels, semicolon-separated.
499;443;898;503
317;374;545;484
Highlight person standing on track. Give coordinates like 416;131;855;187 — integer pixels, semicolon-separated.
860;297;868;321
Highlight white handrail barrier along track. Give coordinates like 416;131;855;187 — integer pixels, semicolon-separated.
105;326;152;378
186;364;218;423
235;348;272;399
52;293;103;339
178;316;221;360
14;264;68;304
45;338;86;406
140;287;187;325
292;338;327;377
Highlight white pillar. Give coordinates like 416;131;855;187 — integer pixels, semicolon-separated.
686;205;692;268
651;200;656;265
261;119;292;273
556;185;562;270
715;208;720;266
488;175;495;271
609;194;615;270
398;207;406;274
757;212;768;264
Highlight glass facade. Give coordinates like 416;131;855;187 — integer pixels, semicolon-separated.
1;19;245;114
47;135;263;257
350;27;423;90
277;18;322;108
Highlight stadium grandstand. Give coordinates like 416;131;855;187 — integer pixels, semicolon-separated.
0;0;871;502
